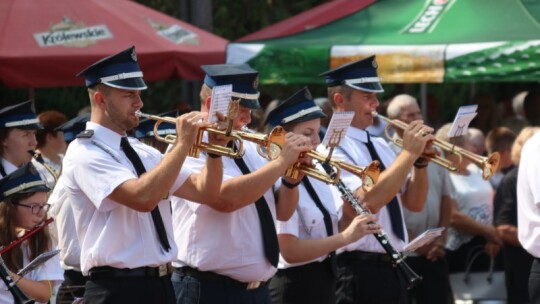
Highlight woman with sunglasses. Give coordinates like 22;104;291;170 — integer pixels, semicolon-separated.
0;163;63;303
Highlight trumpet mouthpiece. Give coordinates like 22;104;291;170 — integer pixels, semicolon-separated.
371;111;379;118
134;111;149;119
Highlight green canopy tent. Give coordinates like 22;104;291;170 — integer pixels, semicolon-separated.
227;0;540;85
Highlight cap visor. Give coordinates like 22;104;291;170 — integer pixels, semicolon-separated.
13;123;43;130
346;82;384;93
17;184;50;194
239;99;261;109
103;77;147;90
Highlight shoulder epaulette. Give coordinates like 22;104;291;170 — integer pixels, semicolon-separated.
76;130;94;139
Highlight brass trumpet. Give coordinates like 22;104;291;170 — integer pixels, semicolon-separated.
372;111;500;180
135;111;244;158
285;149;381;188
234;126;287;160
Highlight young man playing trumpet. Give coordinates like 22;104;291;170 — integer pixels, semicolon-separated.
320;56;434;304
171;64;312;304
62;46;227;304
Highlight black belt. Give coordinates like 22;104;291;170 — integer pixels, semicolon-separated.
339;251;394;263
174;266;267;290
88;265;169;280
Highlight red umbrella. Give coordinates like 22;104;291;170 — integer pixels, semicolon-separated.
0;0;228;88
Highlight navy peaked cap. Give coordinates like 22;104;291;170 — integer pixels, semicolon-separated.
265;87;326;127
320;55;384;93
55;113;90;142
201;64;261;109
0;163;49;201
77;46;147;90
0;100;42;129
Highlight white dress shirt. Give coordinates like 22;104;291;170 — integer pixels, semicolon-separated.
275;174;341;268
172;141;278;282
62;122;190;275
319;127;408;252
0;158;17;177
518;131;540;257
48;177;81;271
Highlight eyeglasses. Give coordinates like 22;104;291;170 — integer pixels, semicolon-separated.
14;203;51;215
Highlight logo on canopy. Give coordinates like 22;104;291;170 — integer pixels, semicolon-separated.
33;17;113;48
147;19;199;45
402;0;456;34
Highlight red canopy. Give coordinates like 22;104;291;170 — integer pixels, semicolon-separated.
237;0;374;42
0;0;228;88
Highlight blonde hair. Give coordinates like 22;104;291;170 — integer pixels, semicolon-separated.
511;126;540;165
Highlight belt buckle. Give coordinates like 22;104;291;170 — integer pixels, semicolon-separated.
246;281;261;290
158;264;168;277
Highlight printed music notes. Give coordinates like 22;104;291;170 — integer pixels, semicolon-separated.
208;84;233;123
448;105;478;138
322;111;354;147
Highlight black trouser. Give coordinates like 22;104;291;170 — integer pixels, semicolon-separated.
335;251;408;304
269;258;336;304
406;256;452;304
84;266;175;304
57;269;88;303
529;259;540;304
502;244;533;304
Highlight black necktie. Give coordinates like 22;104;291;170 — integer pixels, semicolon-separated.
233;156;280;267
302;176;338;276
365;133;405;241
120;137;171;251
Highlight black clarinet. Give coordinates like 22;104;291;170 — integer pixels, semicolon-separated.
0;257;34;304
322;164;422;290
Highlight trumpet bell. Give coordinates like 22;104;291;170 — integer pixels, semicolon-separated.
481;152;500;180
236;126;287;160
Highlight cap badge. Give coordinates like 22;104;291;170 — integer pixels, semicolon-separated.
131;48;138;62
253;75;259;89
304;90;313;100
372;60;378;69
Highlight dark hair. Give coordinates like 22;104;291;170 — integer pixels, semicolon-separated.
36;110;68;148
0;192;51;272
485;127;516;154
524;90;540;126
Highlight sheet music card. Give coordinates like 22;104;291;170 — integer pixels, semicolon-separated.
208;84;233;123
322;111;354;147
447;105;478;138
17;249;60;277
404;227;445;253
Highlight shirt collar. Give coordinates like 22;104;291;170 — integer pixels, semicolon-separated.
1;158;18;174
85;121;124;151
346;126;369;143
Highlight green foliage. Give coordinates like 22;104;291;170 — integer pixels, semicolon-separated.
212;0;327;40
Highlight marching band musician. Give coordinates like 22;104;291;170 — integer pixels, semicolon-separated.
0;163;63;303
48;113;90;303
63;46;226;304
0;101;41;178
265;87;379;304
171;64;312;304
320;56;434;304
35;110;68;177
